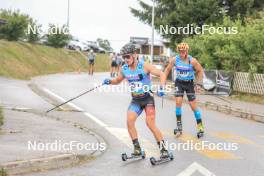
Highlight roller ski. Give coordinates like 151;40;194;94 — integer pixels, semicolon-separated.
197;123;205;139
121;147;145;161
173;121;182;137
150;149;173;166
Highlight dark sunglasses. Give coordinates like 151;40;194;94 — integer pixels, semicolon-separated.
123;54;131;59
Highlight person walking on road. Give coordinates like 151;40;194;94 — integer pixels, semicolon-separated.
103;45;169;157
88;50;96;75
164;43;205;138
110;52;118;77
116;53;123;73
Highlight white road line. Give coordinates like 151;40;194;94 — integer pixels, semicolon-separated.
43;88;83;111
177;162;216;176
84;112;107;127
43;88;107;127
43;87;159;156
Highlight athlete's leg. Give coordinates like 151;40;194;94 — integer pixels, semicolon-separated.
88;62;91;74
127;102;143;155
114;66;118;77
144;98;168;155
175;97;183;131
187;83;204;132
110;66;113;77
91;62;94;75
189;100;204;131
175;81;184;132
145;105;163;142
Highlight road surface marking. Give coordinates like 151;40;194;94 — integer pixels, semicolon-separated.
163;129;238;159
43;88;83;111
43;88;107;127
43;87;159;157
106;127;160;158
177;162;216;176
210;132;255;144
84;112;108;127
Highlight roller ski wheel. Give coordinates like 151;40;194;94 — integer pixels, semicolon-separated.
150;151;173;166
121;149;145;161
197;130;204;138
174;128;182;137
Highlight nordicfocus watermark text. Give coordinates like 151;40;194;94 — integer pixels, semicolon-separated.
27;24;70;35
159;141;238;151
94;82;173;94
160;24;238;35
28;140;106;152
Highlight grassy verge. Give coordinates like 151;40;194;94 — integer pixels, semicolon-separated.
230;92;264;105
0;168;7;176
0;40;109;80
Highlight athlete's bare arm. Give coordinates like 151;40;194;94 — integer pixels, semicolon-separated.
191;58;204;84
164;57;175;80
144;62;166;86
110;71;125;85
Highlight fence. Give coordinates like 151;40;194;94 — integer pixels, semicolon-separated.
233;72;264;95
170;69;264;95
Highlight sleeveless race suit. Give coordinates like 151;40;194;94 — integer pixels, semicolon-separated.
121;60;155;116
174;55;196;101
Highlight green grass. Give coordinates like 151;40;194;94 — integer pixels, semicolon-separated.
0;40;110;80
230;92;264;105
0;168;7;176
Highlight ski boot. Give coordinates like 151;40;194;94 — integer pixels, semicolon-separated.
197;123;205;138
150;149;173;166
121;146;145;161
174;122;183;137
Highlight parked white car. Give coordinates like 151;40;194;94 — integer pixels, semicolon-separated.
67;38;90;51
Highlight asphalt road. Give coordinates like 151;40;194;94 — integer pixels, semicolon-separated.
28;73;264;176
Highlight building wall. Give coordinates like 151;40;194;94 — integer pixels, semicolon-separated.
140;45;163;55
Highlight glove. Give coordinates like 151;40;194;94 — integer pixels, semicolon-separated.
157;85;165;97
195;83;203;93
103;78;111;85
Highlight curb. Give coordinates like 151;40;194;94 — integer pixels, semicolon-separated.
0;108;106;175
160;94;264;123
197;101;264;123
152;79;264;123
0;154;90;176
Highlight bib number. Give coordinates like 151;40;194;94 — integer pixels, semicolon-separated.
130;82;143;92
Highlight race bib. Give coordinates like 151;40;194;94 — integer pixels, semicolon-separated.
130;81;143;93
177;70;191;77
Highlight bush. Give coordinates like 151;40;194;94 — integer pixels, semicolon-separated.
46;24;71;48
0;9;31;41
27;19;41;43
184;13;264;73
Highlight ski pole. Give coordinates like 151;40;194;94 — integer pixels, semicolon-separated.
46;84;104;113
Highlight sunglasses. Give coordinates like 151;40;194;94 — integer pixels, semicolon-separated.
123;55;131;59
179;49;187;52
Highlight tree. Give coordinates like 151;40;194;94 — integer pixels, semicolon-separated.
46;24;71;48
0;9;31;41
96;38;113;51
131;0;264;47
27;19;41;43
184;14;264;73
131;0;222;47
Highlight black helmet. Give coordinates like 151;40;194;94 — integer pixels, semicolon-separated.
120;44;136;56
